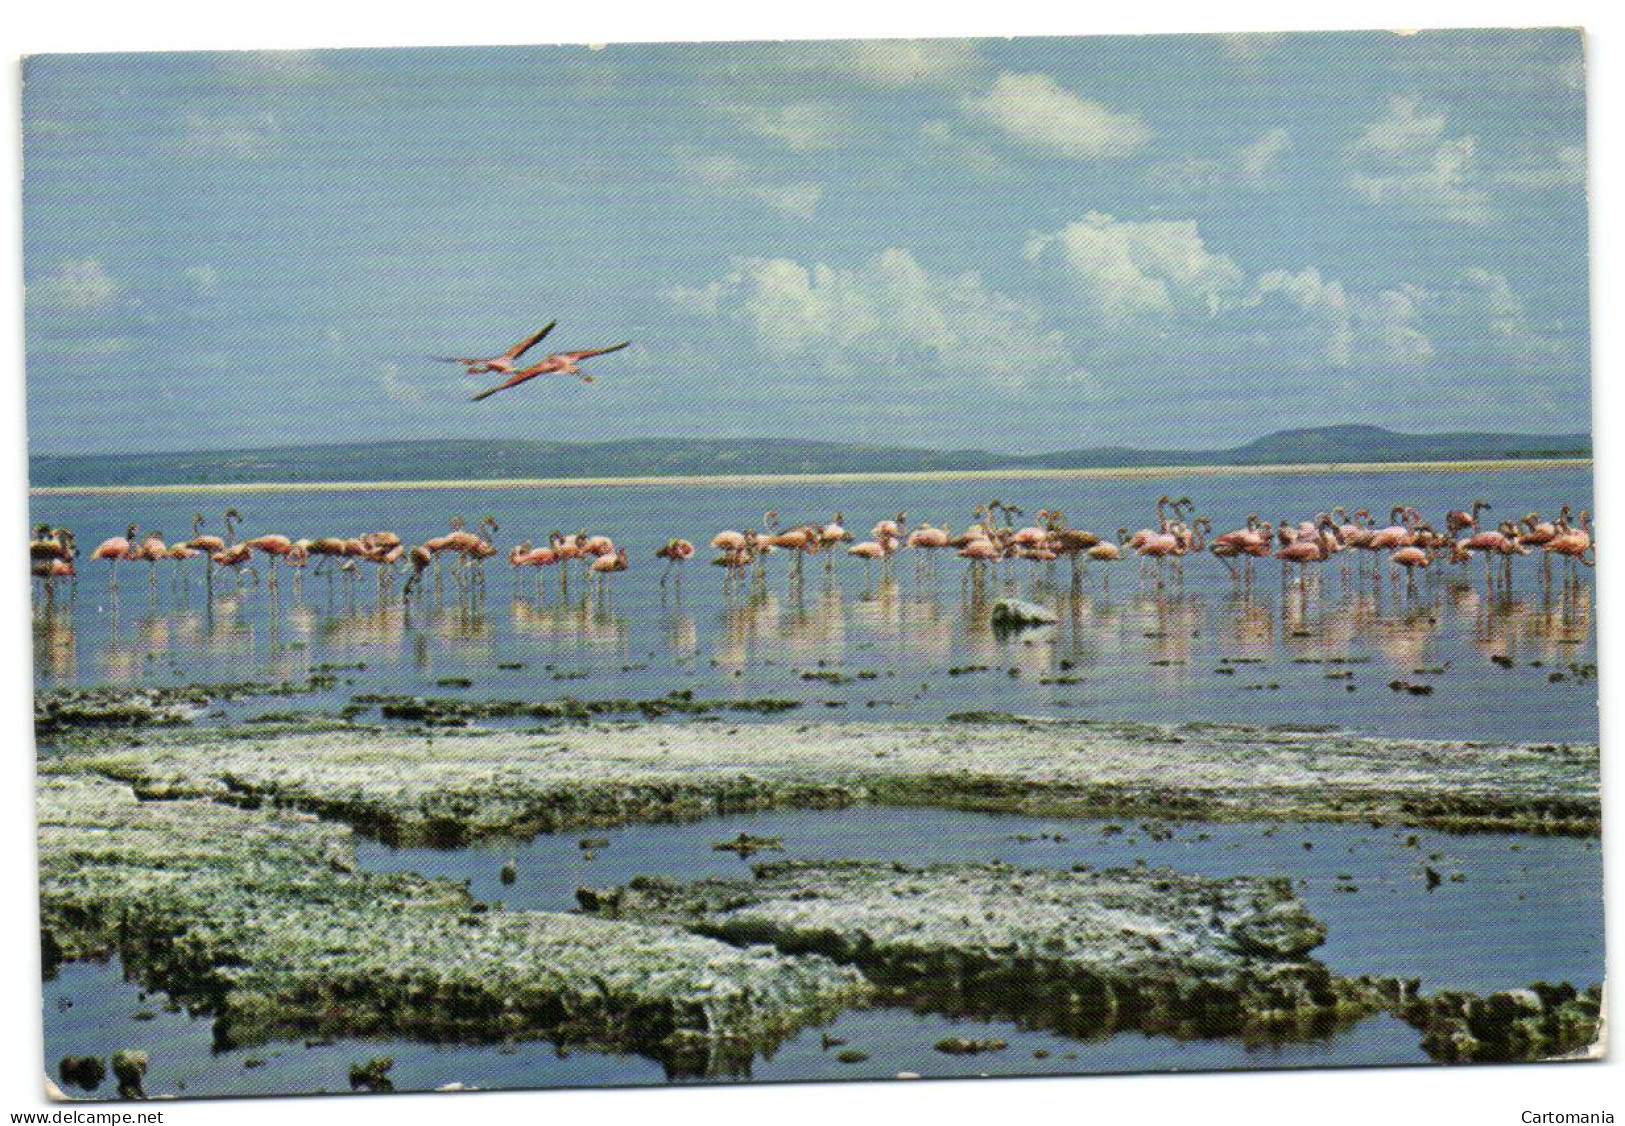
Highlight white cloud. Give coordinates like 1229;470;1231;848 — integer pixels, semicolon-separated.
918;120;1011;179
961;72;1151;160
1238;128;1292;185
665;249;1084;390
170;110;282;159
1219;33;1286;60
1025;212;1246;324
672;148;821;219
1241;270;1435;368
31;258;120;312
1496;145;1586;190
219;50;330;84
1024;213;1441;367
726;101;850;151
1347;98;1494;224
1147;128;1291;193
378;362;425;405
1451;268;1570;365
844;39;985;88
184;265;219;296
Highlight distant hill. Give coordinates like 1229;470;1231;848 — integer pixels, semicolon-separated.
28;426;1590;488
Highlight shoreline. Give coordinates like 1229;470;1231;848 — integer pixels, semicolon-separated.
27;457;1592;496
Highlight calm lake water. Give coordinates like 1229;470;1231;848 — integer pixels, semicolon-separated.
45;804;1602;1099
31;467;1597;742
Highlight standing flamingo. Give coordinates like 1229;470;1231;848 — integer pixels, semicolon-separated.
655;538;695;588
91;525;138;591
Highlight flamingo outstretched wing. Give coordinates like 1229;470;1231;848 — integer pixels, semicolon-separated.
558;341;631;363
471;371;536;402
503;321;557;361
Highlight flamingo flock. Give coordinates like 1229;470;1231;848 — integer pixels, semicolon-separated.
29;494;1594;610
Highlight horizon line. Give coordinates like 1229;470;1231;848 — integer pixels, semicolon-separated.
23;423;1593;463
27;457;1594;497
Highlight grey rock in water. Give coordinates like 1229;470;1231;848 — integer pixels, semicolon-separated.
990;599;1057;628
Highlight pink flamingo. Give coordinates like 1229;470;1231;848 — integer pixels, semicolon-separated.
1390;545;1430;593
655;538;695;588
434;321;556;375
1446;500;1492;537
90;524;138;590
470;339;629;400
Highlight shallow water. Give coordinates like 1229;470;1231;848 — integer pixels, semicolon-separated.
357;806;1605;995
41;957;1428;1099
31;467;1596;743
46;801;1601;1099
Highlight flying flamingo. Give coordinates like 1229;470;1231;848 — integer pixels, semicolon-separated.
470;340;630;400
434;322;556;375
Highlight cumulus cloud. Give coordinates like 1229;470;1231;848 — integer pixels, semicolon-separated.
1147;128;1291;192
378;362;425;405
169;110;283;159
664;249;1084;390
961;72;1152;160
726;101;850;151
843;39;986;88
1024;213;1442;367
31;258;120;312
184;265;219;296
1024;212;1246;325
1448;268;1571;365
672;148;822;219
218;50;330;84
918;119;1011;179
1347;98;1494;224
1219;33;1286;60
1245;269;1435;366
1496;145;1586;190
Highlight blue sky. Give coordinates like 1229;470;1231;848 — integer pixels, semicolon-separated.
22;29;1590;455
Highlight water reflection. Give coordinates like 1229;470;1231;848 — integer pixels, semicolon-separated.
30;506;1597;744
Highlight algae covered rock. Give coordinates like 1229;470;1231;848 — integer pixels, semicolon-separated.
36;775;868;1074
56;717;1599;840
111;1050;147;1099
1402;982;1603;1062
57;1055;105;1093
1228;900;1328;959
578;860;1385;1042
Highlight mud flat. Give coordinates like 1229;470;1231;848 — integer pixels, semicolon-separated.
36;775;867;1072
53;716;1600;843
578;859;1401;1043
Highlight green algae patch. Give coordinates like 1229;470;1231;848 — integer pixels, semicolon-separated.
577;859;1399;1044
352;689;800;727
37;775;867;1073
1399;983;1603;1063
35;679;340;738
